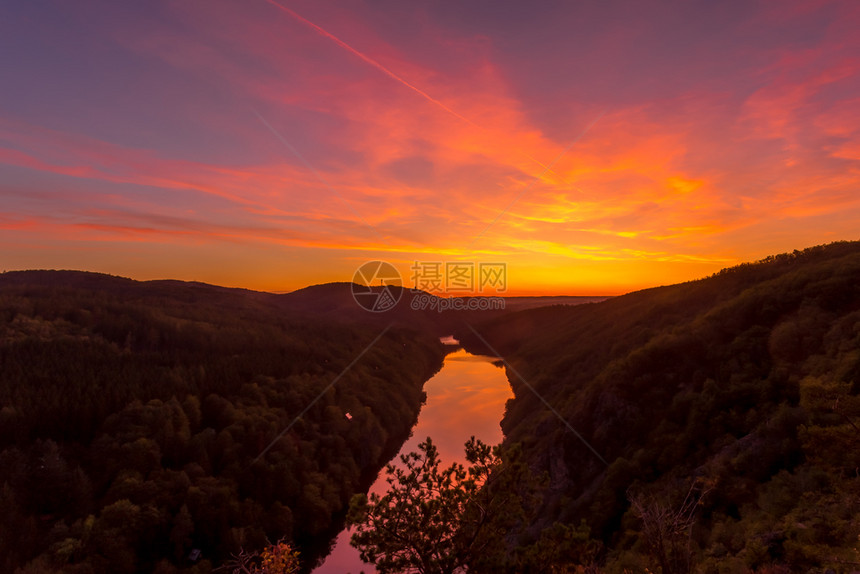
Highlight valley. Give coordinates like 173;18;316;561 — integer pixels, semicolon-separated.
3;241;860;573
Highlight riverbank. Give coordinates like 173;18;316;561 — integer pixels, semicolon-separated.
313;344;513;573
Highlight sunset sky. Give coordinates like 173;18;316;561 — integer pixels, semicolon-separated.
1;0;859;295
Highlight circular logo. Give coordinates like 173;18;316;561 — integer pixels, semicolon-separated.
351;261;403;312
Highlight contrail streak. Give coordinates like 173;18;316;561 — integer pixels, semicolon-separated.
252;108;388;243
261;0;476;127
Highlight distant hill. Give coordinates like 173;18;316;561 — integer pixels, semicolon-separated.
0;269;282;311
279;281;606;334
0;272;604;336
455;240;860;571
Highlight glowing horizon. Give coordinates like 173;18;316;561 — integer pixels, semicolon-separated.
2;1;859;296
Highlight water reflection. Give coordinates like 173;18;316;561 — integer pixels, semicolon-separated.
393;349;510;470
313;346;512;573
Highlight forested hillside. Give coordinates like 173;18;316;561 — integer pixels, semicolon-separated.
9;241;860;573
0;271;445;573
457;241;860;572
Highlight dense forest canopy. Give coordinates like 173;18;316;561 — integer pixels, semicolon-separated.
455;240;860;572
0;271;445;573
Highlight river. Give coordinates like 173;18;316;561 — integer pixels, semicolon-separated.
313;341;513;573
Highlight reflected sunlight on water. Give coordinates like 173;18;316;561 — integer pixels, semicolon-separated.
314;346;512;573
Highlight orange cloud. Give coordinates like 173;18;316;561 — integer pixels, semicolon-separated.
3;1;860;294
